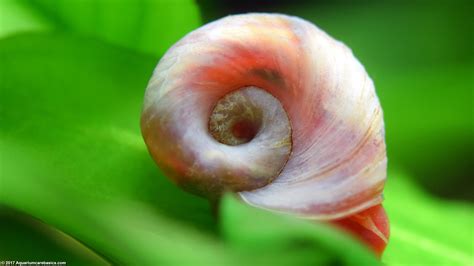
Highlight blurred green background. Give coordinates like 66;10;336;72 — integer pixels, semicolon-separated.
0;0;472;265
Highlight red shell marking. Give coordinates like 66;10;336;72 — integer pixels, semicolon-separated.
332;204;390;256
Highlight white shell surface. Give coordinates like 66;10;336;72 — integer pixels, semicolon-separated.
141;14;387;219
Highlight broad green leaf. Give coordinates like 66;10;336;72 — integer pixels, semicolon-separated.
28;0;201;56
383;170;474;265
0;32;214;262
0;31;216;229
0;158;238;265
220;194;379;266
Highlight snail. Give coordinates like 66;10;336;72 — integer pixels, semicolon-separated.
141;13;389;256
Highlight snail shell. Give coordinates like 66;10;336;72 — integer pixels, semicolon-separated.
141;13;387;220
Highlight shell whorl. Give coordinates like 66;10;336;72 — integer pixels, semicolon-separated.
141;13;387;220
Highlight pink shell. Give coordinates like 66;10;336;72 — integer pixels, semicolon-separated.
141;14;387;219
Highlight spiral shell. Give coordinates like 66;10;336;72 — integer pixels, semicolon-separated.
141;13;387;220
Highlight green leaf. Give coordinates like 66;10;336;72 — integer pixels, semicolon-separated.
383;170;474;265
220;195;379;266
0;32;215;262
0;154;238;265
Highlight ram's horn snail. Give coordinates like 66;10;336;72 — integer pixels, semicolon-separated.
141;13;389;256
